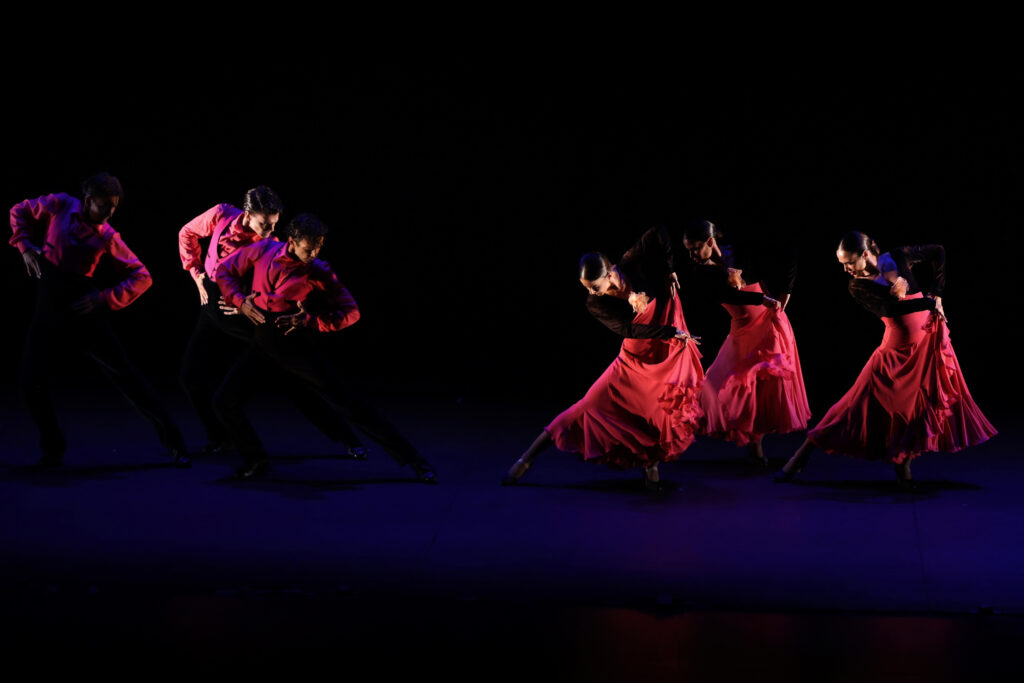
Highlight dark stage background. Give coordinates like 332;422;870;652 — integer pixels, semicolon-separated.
1;60;1018;418
2;56;1022;676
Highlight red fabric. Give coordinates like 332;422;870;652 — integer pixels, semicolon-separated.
215;240;360;333
701;283;811;445
808;293;996;463
9;193;151;310
545;293;705;468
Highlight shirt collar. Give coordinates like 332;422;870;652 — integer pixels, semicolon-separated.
271;241;307;270
227;211;248;235
69;198;103;237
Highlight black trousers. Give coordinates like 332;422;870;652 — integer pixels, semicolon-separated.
20;267;185;459
213;323;421;467
179;279;364;448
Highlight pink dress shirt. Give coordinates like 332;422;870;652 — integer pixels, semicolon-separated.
178;203;269;282
10;193;151;310
215;240;360;333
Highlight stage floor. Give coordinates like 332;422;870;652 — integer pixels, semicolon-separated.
1;386;1019;678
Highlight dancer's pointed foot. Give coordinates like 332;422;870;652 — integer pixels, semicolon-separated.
502;457;532;486
893;461;916;491
642;463;663;492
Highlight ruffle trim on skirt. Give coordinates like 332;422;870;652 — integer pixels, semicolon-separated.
704;349;810;446
809;317;996;464
547;380;704;470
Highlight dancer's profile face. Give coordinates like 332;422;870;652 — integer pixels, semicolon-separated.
580;268;622;296
288;236;324;264
82;194;119;225
682;237;714;264
836;249;869;277
244;211;280;239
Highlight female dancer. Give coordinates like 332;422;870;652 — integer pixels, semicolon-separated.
681;221;810;465
502;226;704;490
776;231;996;487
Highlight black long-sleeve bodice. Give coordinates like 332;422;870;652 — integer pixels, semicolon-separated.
586;226;678;339
889;244;946;298
616;225;675;298
848;244;945;318
585;295;678;339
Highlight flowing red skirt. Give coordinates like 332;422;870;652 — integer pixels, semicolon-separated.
701;283;811;445
808;296;996;464
545;293;705;468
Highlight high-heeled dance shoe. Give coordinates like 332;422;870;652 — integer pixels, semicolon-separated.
774;452;809;483
502;457;531;486
893;461;916;491
642;464;663;492
748;453;769;469
747;443;768;469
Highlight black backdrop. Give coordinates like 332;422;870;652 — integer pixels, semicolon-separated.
2;59;1018;418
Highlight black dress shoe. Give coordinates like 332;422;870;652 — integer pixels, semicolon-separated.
410;460;438;484
38;434;66;468
167;447;192;468
35;453;64;469
339;446;369;461
236;459;269;480
201;440;234;456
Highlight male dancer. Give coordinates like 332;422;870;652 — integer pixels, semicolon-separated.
10;173;189;466
178;186;368;458
213;213;437;482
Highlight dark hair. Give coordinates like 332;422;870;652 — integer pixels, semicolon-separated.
579;252;612;281
681;219;723;243
838;231;879;256
683;219;735;269
286;213;329;242
81;172;123;199
243;186;283;216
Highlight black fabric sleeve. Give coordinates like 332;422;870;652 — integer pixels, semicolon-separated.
774;244;799;297
891;244;946;297
848;279;937;317
586;295;678;339
619;225;674;297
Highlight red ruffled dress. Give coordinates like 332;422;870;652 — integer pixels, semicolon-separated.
808;292;996;463
545;293;705;468
701;282;811;445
